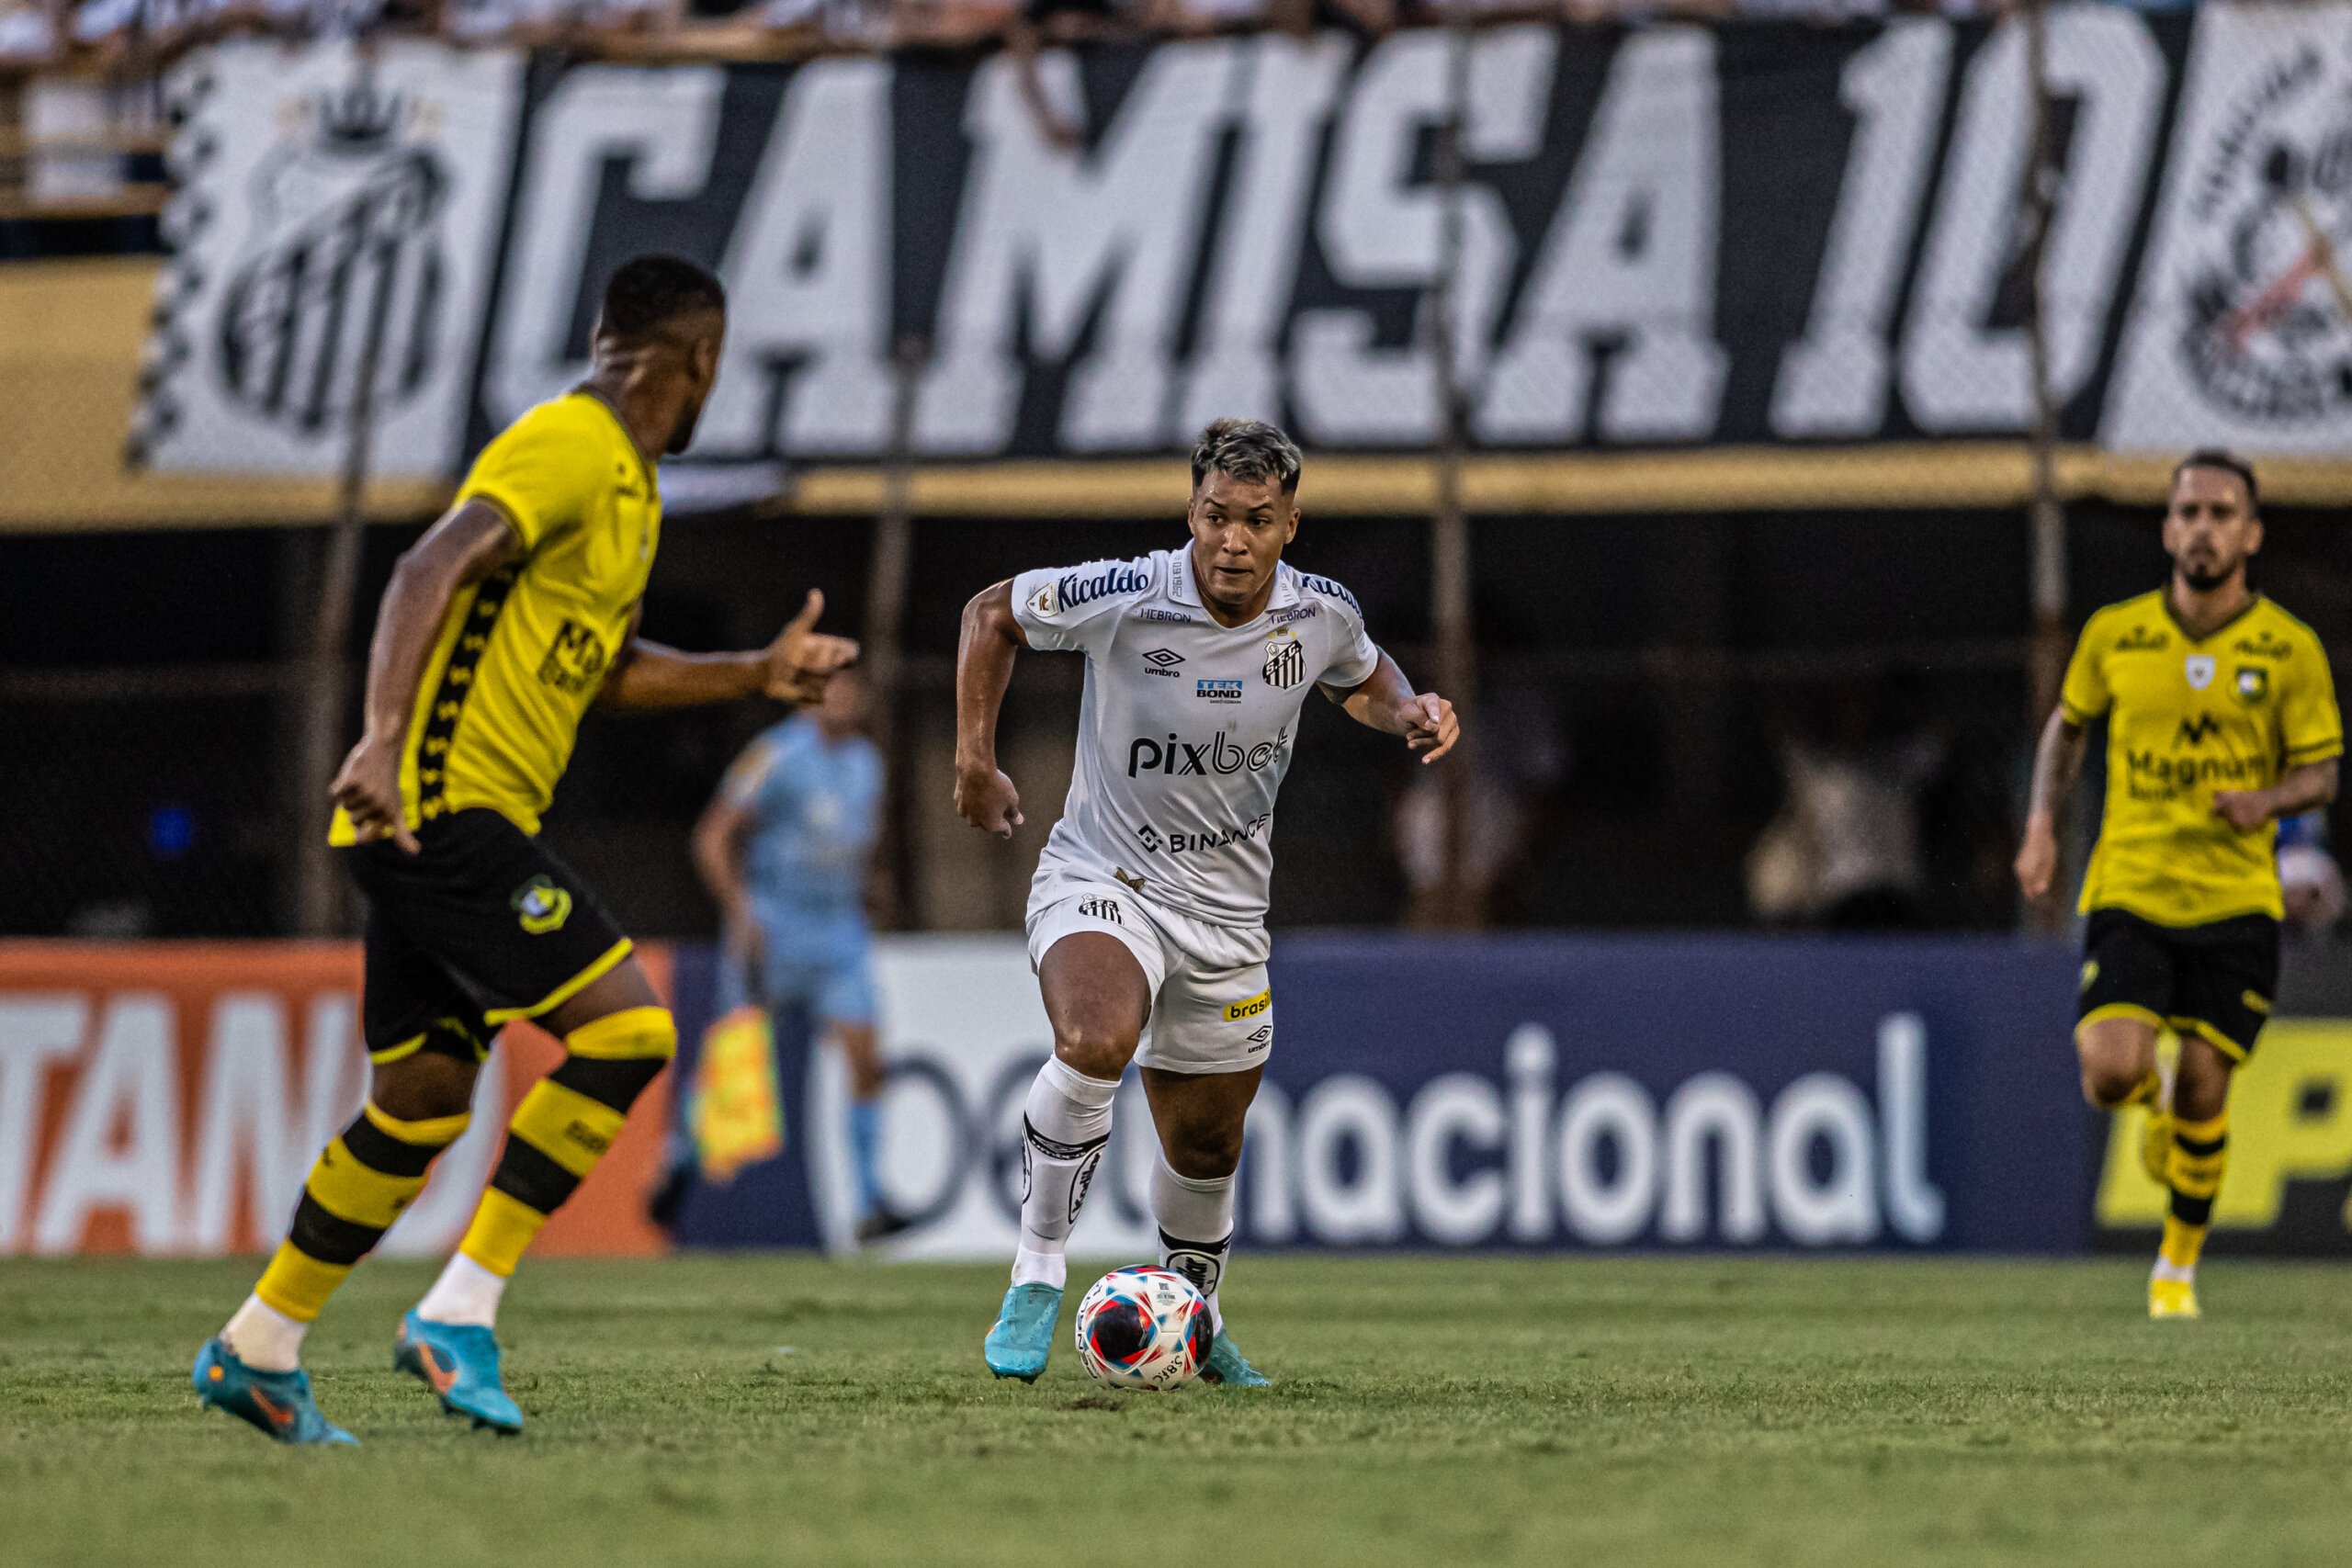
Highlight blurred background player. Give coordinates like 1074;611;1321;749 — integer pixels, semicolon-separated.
690;665;909;1244
191;255;858;1445
2016;450;2340;1322
954;418;1458;1386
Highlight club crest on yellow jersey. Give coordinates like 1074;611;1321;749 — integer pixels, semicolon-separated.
513;875;572;934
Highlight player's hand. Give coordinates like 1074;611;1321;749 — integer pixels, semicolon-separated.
1402;692;1459;764
331;731;418;854
2013;816;2058;900
956;763;1024;839
764;590;860;705
2211;790;2273;835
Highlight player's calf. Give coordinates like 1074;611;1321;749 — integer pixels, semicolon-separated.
424;1005;677;1322
1012;1055;1121;1294
221;1098;474;1371
401;1003;676;1431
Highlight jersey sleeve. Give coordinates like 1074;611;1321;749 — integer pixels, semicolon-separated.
1010;558;1150;657
2281;626;2344;766
1305;575;1379;689
454;401;602;552
2058;615;2109;725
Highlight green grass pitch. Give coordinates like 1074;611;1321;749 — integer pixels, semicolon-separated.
6;1254;2352;1566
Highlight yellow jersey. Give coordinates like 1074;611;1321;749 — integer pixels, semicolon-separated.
330;391;660;843
2061;590;2341;926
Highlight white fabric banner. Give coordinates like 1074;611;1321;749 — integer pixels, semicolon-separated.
2103;5;2352;455
135;40;522;479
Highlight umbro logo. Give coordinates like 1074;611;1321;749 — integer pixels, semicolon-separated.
2177;715;2222;745
1141;648;1185;679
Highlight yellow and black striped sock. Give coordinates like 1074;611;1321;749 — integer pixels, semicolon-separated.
2161;1109;2229;1271
457;1007;677;1278
253;1103;471;1321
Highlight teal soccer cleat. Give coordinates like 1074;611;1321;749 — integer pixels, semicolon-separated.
983;1282;1064;1382
1200;1329;1271;1388
394;1310;523;1434
192;1338;357;1446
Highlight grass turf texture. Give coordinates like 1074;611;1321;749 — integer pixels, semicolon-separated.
4;1257;2351;1567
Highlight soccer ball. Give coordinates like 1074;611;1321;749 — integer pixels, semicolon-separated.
1073;1265;1214;1391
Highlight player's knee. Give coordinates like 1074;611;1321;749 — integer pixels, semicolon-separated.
369;1052;479;1122
1166;1123;1244;1180
1053;1021;1137;1079
2078;1057;2145;1110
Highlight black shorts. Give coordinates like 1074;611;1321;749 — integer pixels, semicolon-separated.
2076;908;2280;1062
342;808;631;1066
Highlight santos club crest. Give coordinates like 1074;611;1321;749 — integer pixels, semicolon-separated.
1262;628;1305;690
213;82;450;437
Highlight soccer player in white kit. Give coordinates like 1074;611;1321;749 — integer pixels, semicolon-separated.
954;419;1460;1383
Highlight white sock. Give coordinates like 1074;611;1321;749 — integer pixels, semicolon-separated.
1012;1055;1121;1292
1151;1154;1237;1334
2152;1256;2195;1284
415;1252;508;1328
220;1294;307;1372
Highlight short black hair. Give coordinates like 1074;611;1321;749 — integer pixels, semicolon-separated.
2173;448;2259;512
1191;417;1304;495
597;254;726;345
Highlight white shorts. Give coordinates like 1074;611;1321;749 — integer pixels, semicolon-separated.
1024;864;1273;1076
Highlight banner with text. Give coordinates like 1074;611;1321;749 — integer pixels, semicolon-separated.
671;933;2095;1258
0;943;671;1259
134;7;2352;489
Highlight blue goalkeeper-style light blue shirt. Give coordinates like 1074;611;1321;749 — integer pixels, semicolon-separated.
724;715;883;957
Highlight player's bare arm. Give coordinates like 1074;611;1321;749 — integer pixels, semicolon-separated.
2015;707;2090;900
953;578;1029;838
1325;650;1459;764
599;589;858;711
2214;757;2338;834
333;500;523;854
691;787;763;974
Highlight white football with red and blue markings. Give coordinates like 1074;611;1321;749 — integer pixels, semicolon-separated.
1073;1265;1213;1392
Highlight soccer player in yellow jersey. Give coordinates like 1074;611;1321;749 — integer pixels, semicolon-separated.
192;256;857;1444
2017;451;2340;1321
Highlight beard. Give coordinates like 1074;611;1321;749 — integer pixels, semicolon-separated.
2175;555;2235;592
664;396;705;456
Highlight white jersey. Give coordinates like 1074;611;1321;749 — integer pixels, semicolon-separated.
1011;547;1380;927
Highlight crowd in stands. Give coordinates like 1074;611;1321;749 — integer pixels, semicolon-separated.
0;0;2214;77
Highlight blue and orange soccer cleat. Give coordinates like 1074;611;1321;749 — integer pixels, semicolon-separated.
192;1337;357;1446
1199;1330;1271;1388
984;1282;1064;1382
394;1310;523;1434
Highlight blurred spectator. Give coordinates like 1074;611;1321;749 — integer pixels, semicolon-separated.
1393;686;1561;927
751;0;881;47
1394;765;1521;929
1;0;62;63
1747;680;1943;930
891;0;1016;47
445;0;672;45
2277;810;2345;936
